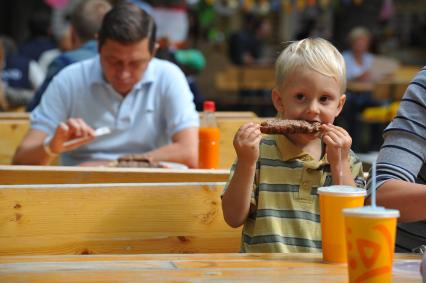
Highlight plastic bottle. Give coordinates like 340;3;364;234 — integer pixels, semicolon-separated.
199;101;220;169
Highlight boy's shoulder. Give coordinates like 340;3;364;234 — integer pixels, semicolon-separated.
348;149;363;164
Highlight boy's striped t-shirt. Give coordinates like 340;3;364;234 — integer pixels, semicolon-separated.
225;134;365;253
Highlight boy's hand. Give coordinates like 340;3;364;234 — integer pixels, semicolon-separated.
233;122;262;165
321;124;352;165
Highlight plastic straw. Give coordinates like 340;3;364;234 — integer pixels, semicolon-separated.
371;161;377;208
338;147;342;185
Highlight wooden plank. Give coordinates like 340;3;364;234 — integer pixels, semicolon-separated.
240;66;275;90
0;120;29;165
215;66;275;91
0;182;241;255
0;112;256;121
0;165;230;185
0;112;30;120
0;253;420;282
215;67;241;91
214;111;257;119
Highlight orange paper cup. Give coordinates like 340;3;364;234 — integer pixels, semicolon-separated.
343;206;400;283
318;186;366;263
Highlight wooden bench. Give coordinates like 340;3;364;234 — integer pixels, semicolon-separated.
0;182;241;255
0;119;29;165
0;113;258;169
0;112;257;166
0;111;257;121
0;112;30;120
0;165;230;185
215;66;275;92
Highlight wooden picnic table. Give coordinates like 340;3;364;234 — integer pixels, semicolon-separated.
346;65;422;101
0;253;421;282
0;165;230;184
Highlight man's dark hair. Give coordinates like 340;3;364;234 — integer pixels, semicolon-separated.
71;0;112;42
97;3;156;53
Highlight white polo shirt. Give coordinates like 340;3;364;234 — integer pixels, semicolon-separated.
31;56;199;165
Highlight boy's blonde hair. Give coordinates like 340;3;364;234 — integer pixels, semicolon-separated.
275;38;346;94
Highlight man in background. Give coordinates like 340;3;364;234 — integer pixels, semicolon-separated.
27;0;112;111
13;3;199;168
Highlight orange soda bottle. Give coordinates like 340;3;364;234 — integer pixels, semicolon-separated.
198;101;220;169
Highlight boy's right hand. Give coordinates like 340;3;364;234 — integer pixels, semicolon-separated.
233;122;262;164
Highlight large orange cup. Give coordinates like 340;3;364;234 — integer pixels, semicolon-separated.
318;186;366;263
199;127;220;169
343;206;399;283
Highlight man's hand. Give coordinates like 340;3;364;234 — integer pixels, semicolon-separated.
48;118;96;154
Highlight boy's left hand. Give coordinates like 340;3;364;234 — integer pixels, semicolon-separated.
321;124;352;165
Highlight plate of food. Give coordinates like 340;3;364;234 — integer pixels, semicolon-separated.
158;161;188;170
109;154;188;169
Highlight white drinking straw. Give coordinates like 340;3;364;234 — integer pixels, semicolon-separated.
338;147;342;185
371;161;377;208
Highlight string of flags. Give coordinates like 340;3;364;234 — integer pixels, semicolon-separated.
199;0;371;14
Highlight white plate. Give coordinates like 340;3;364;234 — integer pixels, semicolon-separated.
158;161;188;170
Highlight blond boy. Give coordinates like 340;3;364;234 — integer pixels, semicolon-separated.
222;38;365;253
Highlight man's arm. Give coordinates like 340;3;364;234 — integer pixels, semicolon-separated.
371;180;426;223
13;118;96;165
366;67;426;222
12;129;54;165
142;127;199;168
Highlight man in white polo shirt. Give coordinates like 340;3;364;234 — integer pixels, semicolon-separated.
13;3;199;167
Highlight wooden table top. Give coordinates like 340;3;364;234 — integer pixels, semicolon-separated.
0;253;421;282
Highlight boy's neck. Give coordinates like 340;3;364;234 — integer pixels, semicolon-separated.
287;135;323;161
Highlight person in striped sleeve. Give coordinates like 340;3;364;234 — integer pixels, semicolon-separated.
367;67;426;253
222;38;365;253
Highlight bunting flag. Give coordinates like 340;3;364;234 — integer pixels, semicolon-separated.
198;0;371;12
242;0;255;11
282;0;292;13
307;0;316;6
296;0;306;11
319;0;330;8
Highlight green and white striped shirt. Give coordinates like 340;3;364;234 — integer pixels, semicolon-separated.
225;134;365;253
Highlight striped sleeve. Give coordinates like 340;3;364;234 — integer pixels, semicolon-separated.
367;67;426;193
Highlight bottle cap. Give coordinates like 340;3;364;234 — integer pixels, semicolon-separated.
203;100;216;111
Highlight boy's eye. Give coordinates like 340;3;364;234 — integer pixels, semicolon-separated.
295;93;305;100
320;96;330;103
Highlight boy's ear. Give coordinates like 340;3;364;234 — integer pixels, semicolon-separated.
272;88;284;113
336;94;346;117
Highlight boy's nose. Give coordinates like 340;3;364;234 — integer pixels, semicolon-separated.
307;101;320;114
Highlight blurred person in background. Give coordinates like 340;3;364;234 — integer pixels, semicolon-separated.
340;26;384;152
228;13;272;66
0;38;7;110
27;0;112;111
343;26;374;82
13;3;199;168
1;35;45;109
18;6;56;62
